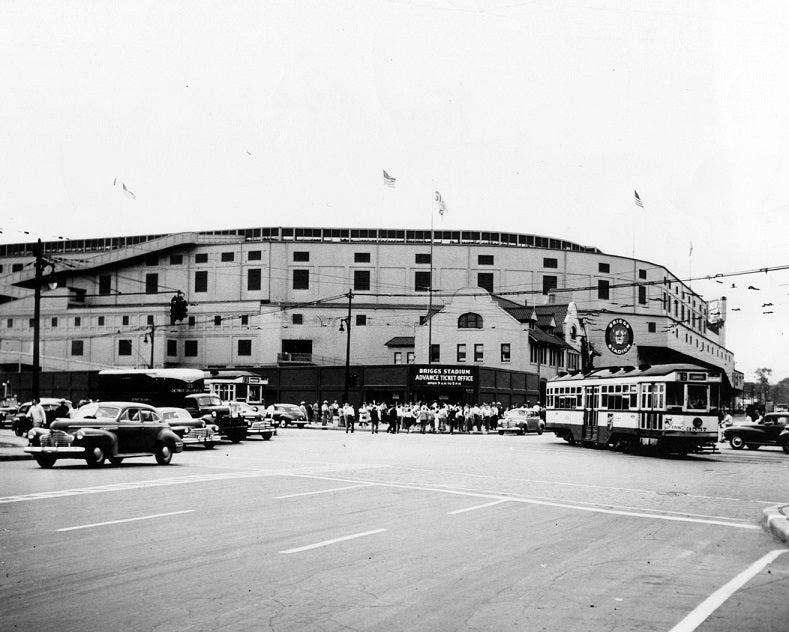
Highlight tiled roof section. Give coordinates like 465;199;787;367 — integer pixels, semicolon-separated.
384;336;415;348
535;303;569;326
528;328;575;350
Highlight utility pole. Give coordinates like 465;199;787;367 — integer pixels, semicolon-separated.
342;290;353;405
149;323;155;369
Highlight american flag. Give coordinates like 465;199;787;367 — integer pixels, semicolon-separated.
383;170;396;187
435;190;448;215
634;190;643;208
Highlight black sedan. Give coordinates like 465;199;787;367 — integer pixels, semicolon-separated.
723;412;789;452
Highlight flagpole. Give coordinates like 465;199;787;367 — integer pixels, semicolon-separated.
428;184;434;365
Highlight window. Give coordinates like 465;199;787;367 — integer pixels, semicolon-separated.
74;317;81;327
195;270;208;293
543;275;557;295
221;252;235;262
145;256;158;266
543;257;558;268
474;344;484;362
414;271;431;292
238;339;252;356
147;315;154;325
477;272;493;293
248;268;261;291
51;317;58;327
415;253;431;264
118;340;132;356
293;251;310;262
570;325;577;340
188;315;195;327
406;352;415;363
354;270;370;291
122;315;129;326
214;315;222;326
170;254;183;265
648;322;656;333
638;285;647;305
184;340;198;357
458;313;483;329
99;274;112;295
241;315;249;326
639;269;647;280
599;262;610;273
501;343;511;362
598;280;610;300
478;254;494;265
394;352;403;364
195;253;208;263
6;318;12;328
355;252;371;263
293;269;310;290
167;340;177;356
71;340;84;356
356;314;367;326
430;344;440;363
248;250;262;261
291;314;303;325
29;318;34;327
98;316;105;326
457;344;466;362
145;273;158;294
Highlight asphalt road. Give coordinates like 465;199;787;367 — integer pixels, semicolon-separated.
1;429;788;632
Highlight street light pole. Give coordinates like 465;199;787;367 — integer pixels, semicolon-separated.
32;240;44;401
342;290;353;405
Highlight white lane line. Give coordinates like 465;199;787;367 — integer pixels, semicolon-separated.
280;529;387;554
289;474;760;530
274;484;374;499
669;549;787;632
57;510;194;532
448;499;510;515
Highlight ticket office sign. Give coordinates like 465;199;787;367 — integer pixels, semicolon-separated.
410;365;478;389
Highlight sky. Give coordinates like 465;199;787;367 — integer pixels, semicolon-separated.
2;0;789;383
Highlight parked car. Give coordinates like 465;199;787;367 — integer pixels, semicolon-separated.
723;413;789;451
497;408;545;435
265;403;307;428
11;398;72;436
157;406;219;449
0;403;18;428
182;393;247;443
24;401;183;468
230;402;275;440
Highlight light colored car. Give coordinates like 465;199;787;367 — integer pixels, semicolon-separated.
497;408;545;435
157;406;219;449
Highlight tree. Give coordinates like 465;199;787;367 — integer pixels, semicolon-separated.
754;368;773;403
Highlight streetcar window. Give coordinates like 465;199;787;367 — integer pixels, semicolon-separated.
686;385;708;410
666;383;684;409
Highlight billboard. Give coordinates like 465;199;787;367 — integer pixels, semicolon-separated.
410;365;478;389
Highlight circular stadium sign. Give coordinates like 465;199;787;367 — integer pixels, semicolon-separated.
605;318;634;355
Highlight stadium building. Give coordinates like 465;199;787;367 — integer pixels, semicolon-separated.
0;226;736;404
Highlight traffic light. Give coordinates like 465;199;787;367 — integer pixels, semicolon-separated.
170;293;188;324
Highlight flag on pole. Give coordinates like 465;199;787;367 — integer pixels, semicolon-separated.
435;190;448;215
122;182;136;200
634;190;643;208
383;170;396;187
689;242;693;256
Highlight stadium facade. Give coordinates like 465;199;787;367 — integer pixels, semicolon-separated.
0;226;736;403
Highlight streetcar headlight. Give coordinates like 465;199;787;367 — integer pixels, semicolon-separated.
692;417;703;429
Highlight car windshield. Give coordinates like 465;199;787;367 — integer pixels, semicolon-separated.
197;396;222;406
162;410;189;420
76;405;121;419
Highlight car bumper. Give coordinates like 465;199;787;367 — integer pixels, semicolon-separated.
25;446;85;456
181;429;216;444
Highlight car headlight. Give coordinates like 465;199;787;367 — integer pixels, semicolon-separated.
75;430;85;440
183;428;190;435
27;429;37;439
211;411;217;418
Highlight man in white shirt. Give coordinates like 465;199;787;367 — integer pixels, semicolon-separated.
28;398;47;428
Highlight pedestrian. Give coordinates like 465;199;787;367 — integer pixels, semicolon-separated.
370;401;380;434
344;402;356;433
54;399;70;419
719;409;733;442
321;400;330;425
28;398;47;428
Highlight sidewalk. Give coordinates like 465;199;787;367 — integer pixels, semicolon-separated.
0;430;31;461
763;505;789;545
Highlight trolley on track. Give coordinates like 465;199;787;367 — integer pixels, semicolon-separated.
546;364;722;455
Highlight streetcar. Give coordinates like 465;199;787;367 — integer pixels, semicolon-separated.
545;364;722;455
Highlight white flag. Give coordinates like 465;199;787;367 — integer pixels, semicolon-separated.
435;190;447;215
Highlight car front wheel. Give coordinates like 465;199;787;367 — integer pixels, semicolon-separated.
155;443;173;465
85;444;106;467
730;436;745;450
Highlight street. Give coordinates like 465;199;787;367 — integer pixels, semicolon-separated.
1;428;788;631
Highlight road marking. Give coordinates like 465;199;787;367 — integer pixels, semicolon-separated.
57;510;194;532
280;529;387;554
669;549;787;632
290;474;761;530
448;499;510;515
274;483;374;499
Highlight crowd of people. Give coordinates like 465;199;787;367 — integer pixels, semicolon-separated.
297;400;545;434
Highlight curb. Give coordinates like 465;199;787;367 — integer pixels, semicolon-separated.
762;505;789;544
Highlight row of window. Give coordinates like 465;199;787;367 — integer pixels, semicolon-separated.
429;343;498;364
